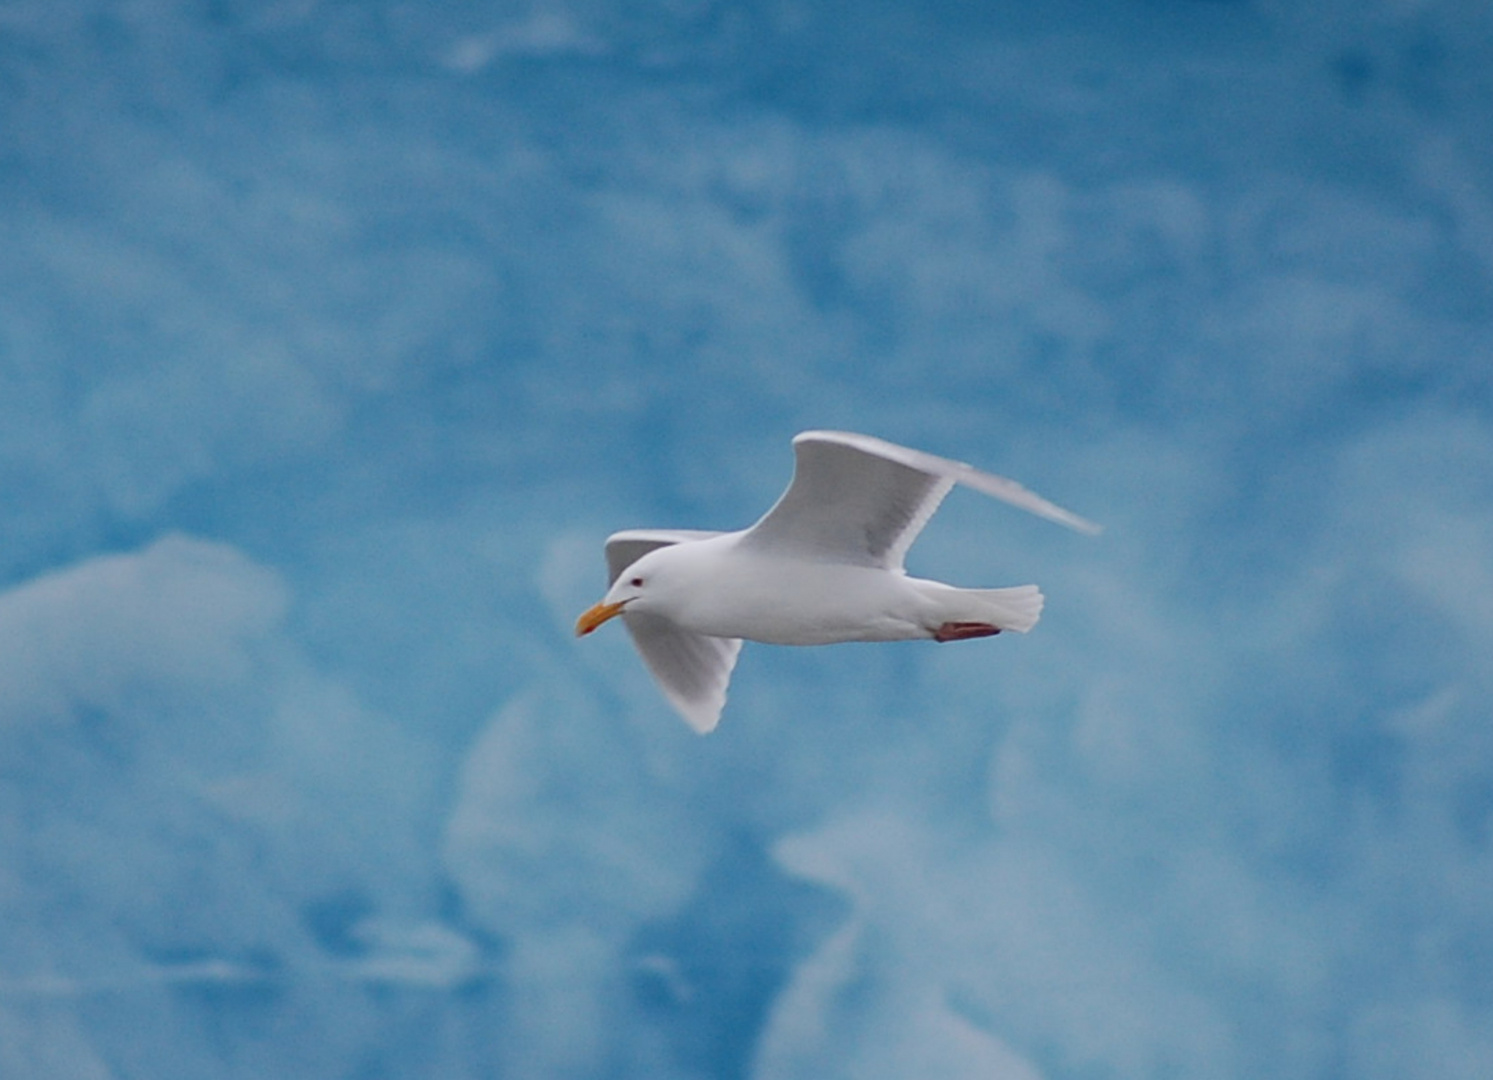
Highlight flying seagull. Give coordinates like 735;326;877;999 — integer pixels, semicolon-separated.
576;430;1099;733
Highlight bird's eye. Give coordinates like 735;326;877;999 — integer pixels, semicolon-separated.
630;576;644;587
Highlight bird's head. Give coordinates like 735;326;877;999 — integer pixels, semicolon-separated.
574;545;683;635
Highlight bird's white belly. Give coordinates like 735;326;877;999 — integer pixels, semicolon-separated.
673;557;931;645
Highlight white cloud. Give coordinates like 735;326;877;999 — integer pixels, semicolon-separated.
0;536;467;1075
444;689;708;936
770;813;1238;1079
0;535;286;724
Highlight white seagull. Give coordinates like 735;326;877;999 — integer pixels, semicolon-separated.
576;431;1099;733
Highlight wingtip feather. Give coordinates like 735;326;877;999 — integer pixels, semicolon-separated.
680;706;722;734
793;430;1102;535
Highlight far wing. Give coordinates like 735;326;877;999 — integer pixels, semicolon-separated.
739;431;1100;571
622;612;742;734
605;529;725;584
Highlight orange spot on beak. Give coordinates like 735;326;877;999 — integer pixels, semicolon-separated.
575;599;628;636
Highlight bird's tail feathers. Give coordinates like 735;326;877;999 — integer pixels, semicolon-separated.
953;584;1044;633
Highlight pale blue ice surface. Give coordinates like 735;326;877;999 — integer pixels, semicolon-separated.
1;3;1491;1077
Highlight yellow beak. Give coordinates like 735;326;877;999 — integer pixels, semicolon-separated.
575;599;628;636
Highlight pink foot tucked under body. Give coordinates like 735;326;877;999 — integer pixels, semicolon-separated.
933;621;1002;643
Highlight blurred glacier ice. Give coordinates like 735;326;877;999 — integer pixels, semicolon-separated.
1;0;1492;1077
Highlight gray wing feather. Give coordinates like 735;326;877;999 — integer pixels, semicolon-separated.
739;431;1100;569
826;432;1104;536
622;612;742;734
738;434;953;570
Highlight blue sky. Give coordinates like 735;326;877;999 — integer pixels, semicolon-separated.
2;2;1492;1077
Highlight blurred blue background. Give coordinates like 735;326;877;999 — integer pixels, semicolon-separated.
2;2;1492;1077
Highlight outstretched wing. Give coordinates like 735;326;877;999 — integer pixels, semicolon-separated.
621;612;742;734
738;431;1100;571
603;529;741;733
